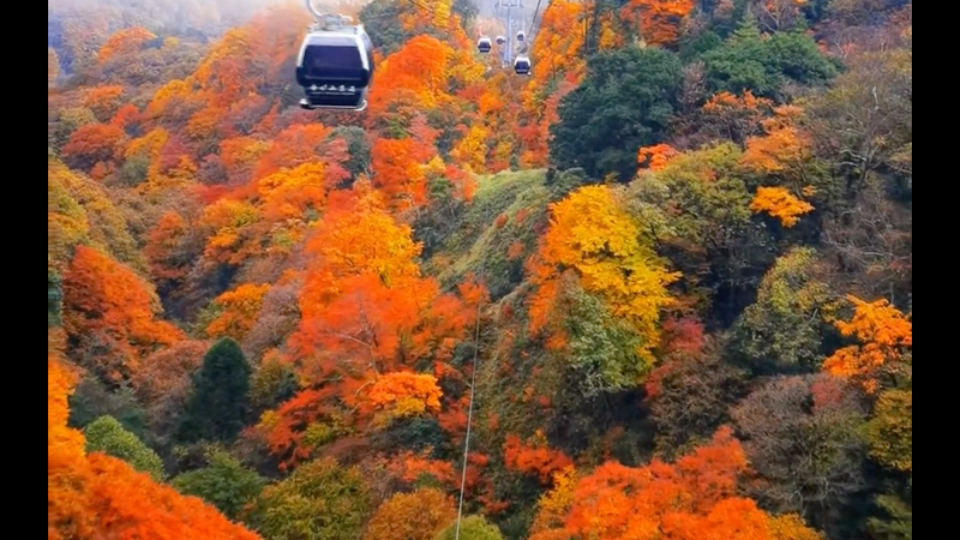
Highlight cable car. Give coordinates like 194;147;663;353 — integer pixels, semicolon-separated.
478;36;492;54
514;54;531;75
495;35;506;45
517;31;525;42
295;14;374;111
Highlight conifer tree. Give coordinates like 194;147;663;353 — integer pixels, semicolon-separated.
178;337;251;443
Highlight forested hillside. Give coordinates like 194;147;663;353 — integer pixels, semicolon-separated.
48;0;912;539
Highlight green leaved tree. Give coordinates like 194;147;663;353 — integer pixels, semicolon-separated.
433;515;505;540
549;46;684;182
177;337;251;444
84;415;165;481
171;448;267;520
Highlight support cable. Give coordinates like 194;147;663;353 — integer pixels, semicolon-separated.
454;255;486;540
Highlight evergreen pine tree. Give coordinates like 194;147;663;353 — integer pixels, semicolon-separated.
177;337;251;443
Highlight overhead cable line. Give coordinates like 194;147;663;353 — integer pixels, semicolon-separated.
453;254;486;540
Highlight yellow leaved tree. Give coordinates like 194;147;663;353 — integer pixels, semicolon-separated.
528;184;679;369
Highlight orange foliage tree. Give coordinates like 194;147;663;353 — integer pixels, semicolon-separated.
619;0;696;48
221;94;273;139
219;136;273;185
62;245;183;383
131;340;209;409
292;182;479;375
382;448;460;490
749;186;814;227
362;487;457;540
206;283;272;342
263;182;486;466
254;389;331;468
143;210;201;290
82;85;125;122
48;340;263;540
739;105;817;227
365;35;467;208
637;143;680;172
465;68;534;173
251;123;350;184
822;295;912;393
364;371;444;426
369;34;458;117
193;26;267;108
186;105;226;142
62;123;127;171
398;0;454;35
97;26;157;64
700;90;774;145
526;0;588;92
741;105;812;174
111;103;141;132
371;135;436;209
151;132;198;183
197;197;263;267
394;0;482;84
529;426;824;540
141;78;206;130
503;430;574;485
518;0;587;166
257;162;329;224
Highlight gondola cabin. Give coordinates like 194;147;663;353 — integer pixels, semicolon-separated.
296;19;374;111
478;36;492;54
516;31;525;42
514;54;530;75
495;35;506;45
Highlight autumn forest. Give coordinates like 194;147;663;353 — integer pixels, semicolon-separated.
47;0;912;539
